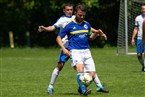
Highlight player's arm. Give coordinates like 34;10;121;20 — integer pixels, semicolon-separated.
38;25;56;32
56;26;70;56
89;28;99;40
56;36;70;56
91;27;107;40
38;17;64;32
89;32;98;40
131;27;138;46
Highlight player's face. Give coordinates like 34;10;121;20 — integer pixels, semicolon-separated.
141;5;145;16
75;9;86;23
63;6;73;17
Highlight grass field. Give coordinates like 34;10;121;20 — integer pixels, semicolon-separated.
1;47;145;97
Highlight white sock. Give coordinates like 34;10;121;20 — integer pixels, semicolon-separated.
49;68;59;85
93;74;102;87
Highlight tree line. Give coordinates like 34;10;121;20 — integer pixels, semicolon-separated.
0;0;120;48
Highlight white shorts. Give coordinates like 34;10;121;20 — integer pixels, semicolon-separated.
70;49;96;72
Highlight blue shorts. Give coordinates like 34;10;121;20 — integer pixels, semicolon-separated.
58;50;70;63
136;39;145;53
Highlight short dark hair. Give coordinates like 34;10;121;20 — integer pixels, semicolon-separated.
141;3;145;7
75;4;87;12
62;3;73;9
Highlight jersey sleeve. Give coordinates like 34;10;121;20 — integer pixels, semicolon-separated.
53;16;64;29
88;30;92;36
57;25;69;38
135;17;139;27
87;23;92;36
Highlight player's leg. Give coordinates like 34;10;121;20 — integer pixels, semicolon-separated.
143;52;145;72
75;66;92;95
48;50;69;94
136;39;144;71
71;50;91;95
142;45;145;72
84;49;109;93
137;53;144;71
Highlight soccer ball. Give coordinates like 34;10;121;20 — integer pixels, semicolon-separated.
79;73;93;86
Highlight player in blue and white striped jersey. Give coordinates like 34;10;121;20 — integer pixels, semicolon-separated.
131;4;145;72
38;3;75;93
143;19;145;50
142;19;145;71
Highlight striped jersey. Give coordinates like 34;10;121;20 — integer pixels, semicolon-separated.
58;20;92;50
135;14;145;39
53;15;75;43
53;15;75;30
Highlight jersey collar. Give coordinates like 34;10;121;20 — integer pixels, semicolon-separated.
73;19;84;25
64;15;72;18
142;14;145;18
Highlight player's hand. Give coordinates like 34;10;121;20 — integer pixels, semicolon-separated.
38;26;45;32
63;49;70;56
98;29;107;40
131;39;135;46
101;33;107;40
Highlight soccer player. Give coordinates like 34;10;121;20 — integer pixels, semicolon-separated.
142;19;145;50
131;4;145;72
38;3;107;94
56;4;109;95
142;19;145;68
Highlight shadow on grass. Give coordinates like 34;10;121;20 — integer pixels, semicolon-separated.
57;92;101;96
59;93;79;95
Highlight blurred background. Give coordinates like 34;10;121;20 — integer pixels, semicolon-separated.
0;0;120;48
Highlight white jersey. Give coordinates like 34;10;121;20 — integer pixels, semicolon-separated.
53;15;75;47
135;15;144;39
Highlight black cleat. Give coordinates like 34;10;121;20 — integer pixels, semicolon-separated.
83;89;92;96
78;87;91;96
142;67;145;72
78;87;82;94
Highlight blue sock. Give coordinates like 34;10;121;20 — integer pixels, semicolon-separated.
77;73;87;93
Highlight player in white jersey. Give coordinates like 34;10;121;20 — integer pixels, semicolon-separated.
38;3;75;94
131;4;145;72
38;3;107;94
143;19;145;49
143;19;145;70
57;4;109;95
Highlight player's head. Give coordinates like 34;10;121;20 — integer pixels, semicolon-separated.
62;3;73;17
141;4;145;16
74;4;87;23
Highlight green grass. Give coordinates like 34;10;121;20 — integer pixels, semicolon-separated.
0;47;145;97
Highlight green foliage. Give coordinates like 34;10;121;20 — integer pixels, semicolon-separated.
1;48;145;97
0;0;120;47
82;0;99;7
24;1;35;10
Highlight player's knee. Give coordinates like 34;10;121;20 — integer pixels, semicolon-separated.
137;53;143;58
88;72;96;79
75;64;84;72
53;68;59;75
57;62;64;71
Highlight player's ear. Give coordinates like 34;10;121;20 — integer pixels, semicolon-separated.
63;9;65;13
74;11;76;15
